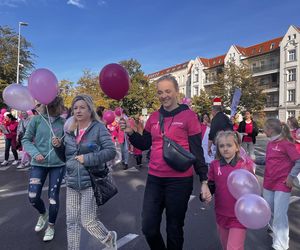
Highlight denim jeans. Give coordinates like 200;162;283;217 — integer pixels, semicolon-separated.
263;189;291;250
241;141;255;160
28;165;65;224
142;174;193;250
120;137;129;165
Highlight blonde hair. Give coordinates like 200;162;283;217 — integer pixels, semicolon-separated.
215;130;241;160
69;94;100;131
264;118;293;142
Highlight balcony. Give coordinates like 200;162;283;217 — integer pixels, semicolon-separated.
252;63;279;74
265;101;279;108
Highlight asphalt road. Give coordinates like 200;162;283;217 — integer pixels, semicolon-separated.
0;134;299;250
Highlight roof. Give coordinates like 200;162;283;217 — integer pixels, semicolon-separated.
147;61;190;79
198;55;226;68
235;37;283;58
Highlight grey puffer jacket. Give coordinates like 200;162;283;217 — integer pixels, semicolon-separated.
56;120;116;190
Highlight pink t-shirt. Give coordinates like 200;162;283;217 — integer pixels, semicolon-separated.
263;139;300;192
145;109;201;177
208;159;254;228
243;121;253;142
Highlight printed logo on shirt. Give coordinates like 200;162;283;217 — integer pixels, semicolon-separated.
172;122;184;126
272;144;281;152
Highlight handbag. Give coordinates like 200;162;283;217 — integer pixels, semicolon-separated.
159;113;196;172
88;167;118;206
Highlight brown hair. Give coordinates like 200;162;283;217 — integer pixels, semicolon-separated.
264;118;293;142
40;96;64;117
215;130;241;160
156;74;179;91
287;116;299;130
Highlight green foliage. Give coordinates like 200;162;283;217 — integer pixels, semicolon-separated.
208;62;266;113
0;25;35;103
59;80;76;108
192;89;211;114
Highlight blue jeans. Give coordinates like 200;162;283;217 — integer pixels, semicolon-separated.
28;165;65;224
120;137;129;165
142;175;193;250
263;188;291;250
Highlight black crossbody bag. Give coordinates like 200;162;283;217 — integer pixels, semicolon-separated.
159;113;196;172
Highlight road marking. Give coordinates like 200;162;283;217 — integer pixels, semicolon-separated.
102;233;139;249
0;184;66;198
290;196;300;204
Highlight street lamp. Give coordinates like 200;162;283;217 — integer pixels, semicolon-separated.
16;21;28;84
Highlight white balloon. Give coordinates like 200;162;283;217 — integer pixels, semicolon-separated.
3;83;35;111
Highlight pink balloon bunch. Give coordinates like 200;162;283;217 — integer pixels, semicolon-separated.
99;63;130;101
3;83;35;111
28;68;59;105
227;169;260;199
181;97;192;106
114;107;123;117
234;194;271;229
103;110;115;125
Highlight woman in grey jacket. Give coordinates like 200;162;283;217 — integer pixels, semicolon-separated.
52;94;117;250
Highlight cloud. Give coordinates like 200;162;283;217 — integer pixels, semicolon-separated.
97;0;106;6
67;0;84;8
0;0;26;7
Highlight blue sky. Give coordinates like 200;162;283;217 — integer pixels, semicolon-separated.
0;0;300;84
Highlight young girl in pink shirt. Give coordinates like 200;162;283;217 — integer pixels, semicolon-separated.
207;130;255;250
263;118;300;250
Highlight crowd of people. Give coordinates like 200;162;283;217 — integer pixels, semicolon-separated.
1;73;300;250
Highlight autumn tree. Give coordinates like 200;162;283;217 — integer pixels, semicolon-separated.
59;80;76;108
208;61;266;113
192;89;212;114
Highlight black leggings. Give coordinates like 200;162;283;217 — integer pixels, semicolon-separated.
4;138;18;161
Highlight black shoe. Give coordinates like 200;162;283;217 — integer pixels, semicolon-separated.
123;164;128;170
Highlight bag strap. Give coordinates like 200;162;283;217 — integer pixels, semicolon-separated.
159;113;164;134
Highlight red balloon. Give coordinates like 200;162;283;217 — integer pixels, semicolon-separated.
103;110;115;125
99;63;130;100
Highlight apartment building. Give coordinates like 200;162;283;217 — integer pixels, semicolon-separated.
147;60;194;97
148;25;300;121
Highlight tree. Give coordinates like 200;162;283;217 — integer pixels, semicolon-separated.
192;89;212;114
59;80;76;108
0;25;35;94
109;59;160;115
208;61;266;113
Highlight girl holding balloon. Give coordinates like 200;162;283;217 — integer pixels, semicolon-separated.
263;118;300;250
205;130;255;250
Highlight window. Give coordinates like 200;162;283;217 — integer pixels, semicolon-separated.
270;43;275;49
194;86;199;96
194;72;199;82
261;60;265;67
293;34;297;39
288;49;296;61
270;58;275;66
288;35;291;40
287;68;296;81
287;110;296;118
182;75;185;83
252;63;257;68
288;89;296;102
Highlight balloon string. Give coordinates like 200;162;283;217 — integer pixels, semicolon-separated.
36;109;55;135
45;105;55;137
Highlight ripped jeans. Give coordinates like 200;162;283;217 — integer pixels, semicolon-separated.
28;165;65;224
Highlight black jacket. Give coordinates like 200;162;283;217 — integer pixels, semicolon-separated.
238;120;259;144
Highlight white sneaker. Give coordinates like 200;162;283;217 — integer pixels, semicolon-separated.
105;231;117;250
12;160;19;166
43;226;55;241
35;212;48;232
17;163;25;169
24;162;31;167
1;160;8;166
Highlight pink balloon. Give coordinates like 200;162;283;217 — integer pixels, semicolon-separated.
28;68;58;104
227;169;261;199
182;97;191;105
3;84;35;111
235;194;271;229
99;63;130;100
1;108;7;115
114;107;123;116
103;110;115;125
